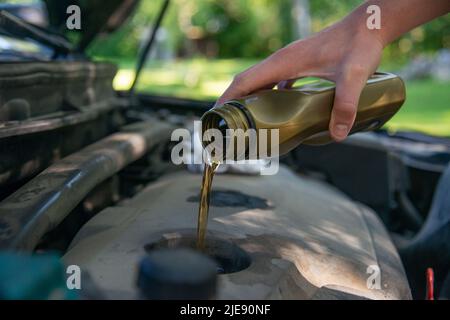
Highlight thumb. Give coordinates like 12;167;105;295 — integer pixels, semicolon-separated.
329;69;368;141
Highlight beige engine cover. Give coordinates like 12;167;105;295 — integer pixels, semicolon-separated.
63;165;411;299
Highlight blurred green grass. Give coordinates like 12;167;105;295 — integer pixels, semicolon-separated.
387;80;450;136
108;58;450;137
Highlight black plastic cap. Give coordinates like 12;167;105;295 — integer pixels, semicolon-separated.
137;248;217;300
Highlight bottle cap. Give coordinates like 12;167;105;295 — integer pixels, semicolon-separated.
137;248;217;299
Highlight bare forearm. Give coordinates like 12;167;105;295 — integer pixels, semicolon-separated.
347;0;450;47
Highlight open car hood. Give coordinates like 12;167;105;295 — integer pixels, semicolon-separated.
43;0;139;51
0;0;139;57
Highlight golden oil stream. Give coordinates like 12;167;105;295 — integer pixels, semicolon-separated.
196;161;220;250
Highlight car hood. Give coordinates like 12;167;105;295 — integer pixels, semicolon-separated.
43;0;139;51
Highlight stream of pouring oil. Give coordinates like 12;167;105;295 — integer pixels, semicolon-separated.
196;161;220;250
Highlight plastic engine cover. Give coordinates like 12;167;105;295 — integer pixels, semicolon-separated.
63;165;411;299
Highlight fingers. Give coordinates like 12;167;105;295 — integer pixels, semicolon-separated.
329;66;369;141
215;49;297;106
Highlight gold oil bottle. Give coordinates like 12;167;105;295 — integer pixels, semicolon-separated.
201;72;406;159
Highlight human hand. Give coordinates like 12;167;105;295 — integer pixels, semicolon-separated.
215;15;384;142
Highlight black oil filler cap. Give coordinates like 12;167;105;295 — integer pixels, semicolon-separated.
137;248;217;299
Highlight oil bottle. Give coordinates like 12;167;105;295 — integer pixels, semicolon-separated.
201;72;405;160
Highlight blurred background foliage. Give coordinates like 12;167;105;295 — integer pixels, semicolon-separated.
89;0;449;62
88;0;449;136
